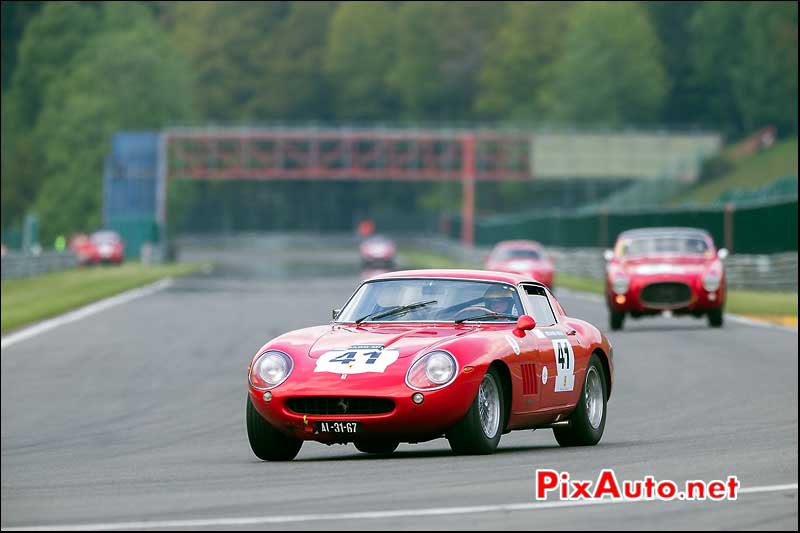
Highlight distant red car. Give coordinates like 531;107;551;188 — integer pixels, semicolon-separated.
604;228;727;330
247;269;614;461
359;235;396;268
70;231;125;265
485;240;555;288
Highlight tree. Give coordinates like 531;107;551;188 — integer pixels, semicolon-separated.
32;3;193;241
324;1;399;121
734;1;798;135
476;1;572;121
246;1;337;121
388;1;506;121
551;1;669;126
688;2;748;136
171;1;290;122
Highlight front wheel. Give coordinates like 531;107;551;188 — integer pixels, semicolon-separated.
554;354;607;447
447;366;505;455
610;310;625;331
247;396;303;461
708;308;723;328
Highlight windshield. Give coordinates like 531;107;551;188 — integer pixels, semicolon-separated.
337;279;524;323
616;236;711;258
493;249;541;261
91;231;119;244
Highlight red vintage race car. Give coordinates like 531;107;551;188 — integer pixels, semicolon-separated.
246;269;614;461
359;235;396;268
604;227;728;330
485;240;555;288
70;230;125;265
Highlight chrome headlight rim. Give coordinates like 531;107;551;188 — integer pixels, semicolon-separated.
405;350;459;391
249;350;294;391
702;273;722;292
611;276;630;295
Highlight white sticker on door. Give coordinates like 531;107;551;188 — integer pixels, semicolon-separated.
551;339;575;392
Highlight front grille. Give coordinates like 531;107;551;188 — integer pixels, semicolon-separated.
640;282;692;308
286;397;395;415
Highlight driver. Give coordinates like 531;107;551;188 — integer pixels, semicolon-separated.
483;285;516;315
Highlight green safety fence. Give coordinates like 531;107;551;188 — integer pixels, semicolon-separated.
107;216;159;259
448;198;798;254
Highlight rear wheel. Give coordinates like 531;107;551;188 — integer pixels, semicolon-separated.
447;366;504;455
708;308;723;328
554;354;607;447
354;440;399;454
246;396;303;461
610;310;625;331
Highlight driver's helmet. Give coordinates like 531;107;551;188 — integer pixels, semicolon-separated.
484;284;516;315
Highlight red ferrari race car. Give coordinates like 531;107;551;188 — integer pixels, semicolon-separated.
485;240;555;288
246;269;614;460
359;235;396;268
604;227;728;331
70;230;125;265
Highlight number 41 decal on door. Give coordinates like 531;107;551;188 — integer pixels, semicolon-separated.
552;339;575;392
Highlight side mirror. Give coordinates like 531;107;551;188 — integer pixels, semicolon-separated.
717;248;729;260
332;308;341;320
516;315;536;331
603;249;614;262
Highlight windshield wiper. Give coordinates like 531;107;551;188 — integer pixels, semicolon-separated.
355;300;438;324
454;312;518;324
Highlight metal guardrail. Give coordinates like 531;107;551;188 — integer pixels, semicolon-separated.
1;251;79;280
406;237;798;291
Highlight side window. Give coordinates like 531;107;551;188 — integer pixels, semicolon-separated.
523;285;557;326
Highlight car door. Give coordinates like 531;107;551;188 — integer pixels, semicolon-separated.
520;284;577;411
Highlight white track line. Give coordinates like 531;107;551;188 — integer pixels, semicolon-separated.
3;483;796;531
1;278;174;350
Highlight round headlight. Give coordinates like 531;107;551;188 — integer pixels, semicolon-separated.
249;350;293;390
703;273;721;292
612;276;629;295
425;351;457;384
406;350;458;390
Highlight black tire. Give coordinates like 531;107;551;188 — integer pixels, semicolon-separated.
447;366;505;455
708;308;723;328
354;440;400;454
554;354;607;447
246;396;303;461
610;310;625;331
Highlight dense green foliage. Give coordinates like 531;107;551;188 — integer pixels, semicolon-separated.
2;1;797;238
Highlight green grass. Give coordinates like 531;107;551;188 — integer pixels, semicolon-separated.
1;262;204;334
554;273;603;294
675;137;798;205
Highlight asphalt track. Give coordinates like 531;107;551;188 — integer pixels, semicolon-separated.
2;235;797;530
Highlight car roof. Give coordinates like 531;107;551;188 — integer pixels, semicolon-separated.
617;227;712;239
367;269;537;285
492;240;543;250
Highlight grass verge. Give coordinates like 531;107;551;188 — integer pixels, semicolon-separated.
1;262;204;334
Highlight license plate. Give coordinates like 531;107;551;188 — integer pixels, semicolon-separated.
316;421;360;434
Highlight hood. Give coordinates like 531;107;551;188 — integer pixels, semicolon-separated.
491;259;551;272
307;324;475;359
620;255;713;275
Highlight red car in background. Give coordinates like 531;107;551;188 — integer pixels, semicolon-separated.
359;235;396;268
247;269;613;460
70;230;125;265
485;240;555;288
604;227;727;330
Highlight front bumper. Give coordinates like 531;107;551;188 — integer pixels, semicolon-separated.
607;275;725;313
248;369;480;443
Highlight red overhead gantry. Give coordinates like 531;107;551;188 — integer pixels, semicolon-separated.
160;128;532;245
